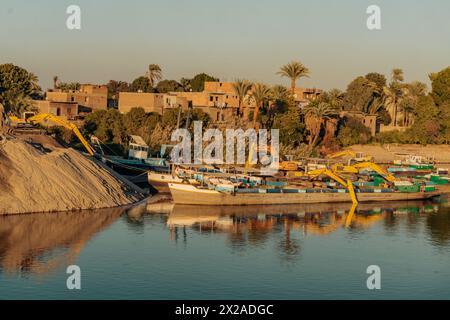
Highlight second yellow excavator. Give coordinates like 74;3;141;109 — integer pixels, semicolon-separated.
351;162;397;183
306;168;359;205
27;113;96;156
327;150;374;164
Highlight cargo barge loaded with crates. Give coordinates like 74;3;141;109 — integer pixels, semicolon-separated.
168;182;440;206
166;163;441;206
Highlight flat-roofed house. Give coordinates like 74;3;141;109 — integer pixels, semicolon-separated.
341;111;378;136
118;81;255;121
292;87;322;107
46;84;108;111
32;100;79;120
118;92;165;114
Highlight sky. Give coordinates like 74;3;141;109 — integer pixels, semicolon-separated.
1;0;449;91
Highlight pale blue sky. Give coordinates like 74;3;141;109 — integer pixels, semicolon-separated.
1;0;449;90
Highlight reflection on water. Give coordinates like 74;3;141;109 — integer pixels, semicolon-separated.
0;207;125;276
152;200;447;261
1;198;450;299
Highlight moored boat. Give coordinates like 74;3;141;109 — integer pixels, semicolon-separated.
147;165;241;194
168;183;440;206
148;170;189;194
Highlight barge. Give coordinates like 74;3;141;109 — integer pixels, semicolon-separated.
168;183;440;206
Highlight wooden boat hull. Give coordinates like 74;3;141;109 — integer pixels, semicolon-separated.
169;183;440;206
148;171;199;194
148;172;180;194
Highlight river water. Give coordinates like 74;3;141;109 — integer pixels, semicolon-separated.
1;198;450;300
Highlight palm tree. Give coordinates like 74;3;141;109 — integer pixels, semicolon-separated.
270;85;289;102
363;82;383;114
303;102;339;147
53;76;59;90
392;68;404;83
382;68;406;127
250;83;271;128
326;89;345;111
180;78;192;92
277;61;310;95
233;79;252;117
147;64;162;88
382;86;400;126
266;85;289;127
401;81;427;126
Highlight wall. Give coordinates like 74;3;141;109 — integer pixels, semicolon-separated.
32;101;79;119
46;89;107;111
118;92;165;114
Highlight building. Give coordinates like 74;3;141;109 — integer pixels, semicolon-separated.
79;84;108;96
204;81;236;93
119;92;165;114
46;84;108;111
162;93;189;111
341;111;378;136
118;81;323;122
119;81;243;121
176;81;244;121
292;87;322;107
32;100;79;120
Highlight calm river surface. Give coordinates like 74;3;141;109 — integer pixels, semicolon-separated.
1;198;450;300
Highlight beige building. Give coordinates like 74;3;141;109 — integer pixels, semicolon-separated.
46;84;108;111
32;100;79;120
341;111;378;136
119;92;191;114
119;92;166;114
118;81;323;122
293;88;322;107
119;81;242;121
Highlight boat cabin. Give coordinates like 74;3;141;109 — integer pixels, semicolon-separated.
394;154;435;166
128;135;149;160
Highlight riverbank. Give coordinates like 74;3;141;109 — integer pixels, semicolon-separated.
0;134;146;215
347;144;450;164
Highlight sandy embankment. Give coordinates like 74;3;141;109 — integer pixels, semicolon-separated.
347;144;450;165
0;135;145;215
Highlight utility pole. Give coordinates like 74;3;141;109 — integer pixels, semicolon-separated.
176;105;182;129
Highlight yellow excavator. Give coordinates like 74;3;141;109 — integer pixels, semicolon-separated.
327;150;374;164
245;143;300;171
8;111;37;125
22;113;95;156
306;168;358;205
307;168;349;187
331;163;359;174
351;162;397;183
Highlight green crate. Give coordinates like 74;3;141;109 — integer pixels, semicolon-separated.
396;185;420;193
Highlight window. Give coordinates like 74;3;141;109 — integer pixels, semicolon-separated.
210;96;213;102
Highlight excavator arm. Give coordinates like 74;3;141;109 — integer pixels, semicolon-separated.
28;113;95;156
307;168;359;205
351;162;397;183
327;150;356;159
307;168;348;187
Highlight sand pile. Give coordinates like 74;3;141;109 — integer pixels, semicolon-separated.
0;135;145;215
